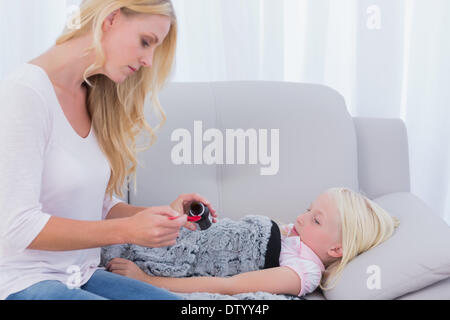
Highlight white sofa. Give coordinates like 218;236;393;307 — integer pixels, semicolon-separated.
118;81;450;300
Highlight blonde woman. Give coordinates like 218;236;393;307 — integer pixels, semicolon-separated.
0;0;216;300
106;188;400;297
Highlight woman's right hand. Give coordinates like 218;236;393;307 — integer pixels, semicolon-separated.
124;206;187;248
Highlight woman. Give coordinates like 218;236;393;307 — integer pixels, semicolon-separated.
0;0;216;300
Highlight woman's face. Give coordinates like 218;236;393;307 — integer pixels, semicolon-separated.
101;9;171;83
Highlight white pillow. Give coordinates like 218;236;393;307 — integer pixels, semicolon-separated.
323;192;450;300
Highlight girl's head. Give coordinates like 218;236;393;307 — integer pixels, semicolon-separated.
293;191;343;267
294;187;400;291
56;0;177;199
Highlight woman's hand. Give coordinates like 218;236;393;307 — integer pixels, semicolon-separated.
124;206;187;248
106;258;149;282
170;193;218;231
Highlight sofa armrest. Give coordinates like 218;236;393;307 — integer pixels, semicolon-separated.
353;117;411;199
397;277;450;300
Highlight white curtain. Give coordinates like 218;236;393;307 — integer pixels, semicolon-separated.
0;0;68;78
1;0;449;225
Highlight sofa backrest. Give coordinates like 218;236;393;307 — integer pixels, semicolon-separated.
130;81;359;222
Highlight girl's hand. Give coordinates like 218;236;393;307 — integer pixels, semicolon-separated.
106;258;149;282
170;193;218;231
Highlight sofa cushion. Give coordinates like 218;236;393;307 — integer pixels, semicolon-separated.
134;82;359;224
132;83;221;207
211;81;359;222
323;192;450;300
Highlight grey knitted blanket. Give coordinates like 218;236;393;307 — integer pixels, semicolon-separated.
100;215;301;300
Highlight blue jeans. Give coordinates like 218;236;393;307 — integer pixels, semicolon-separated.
5;269;181;300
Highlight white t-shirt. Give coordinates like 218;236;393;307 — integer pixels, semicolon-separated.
0;63;125;300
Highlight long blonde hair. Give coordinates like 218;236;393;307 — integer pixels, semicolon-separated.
55;0;177;199
320;187;400;291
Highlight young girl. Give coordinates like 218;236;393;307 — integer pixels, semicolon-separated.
105;187;400;297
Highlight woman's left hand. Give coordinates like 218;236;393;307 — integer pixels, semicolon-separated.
170;193;218;231
106;258;149;282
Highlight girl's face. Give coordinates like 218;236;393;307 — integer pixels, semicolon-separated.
292;192;343;263
101;9;171;83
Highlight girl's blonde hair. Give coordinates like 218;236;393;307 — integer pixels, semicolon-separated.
55;0;177;199
320;187;400;291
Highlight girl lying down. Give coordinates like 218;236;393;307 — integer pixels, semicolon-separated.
104;187;400;297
